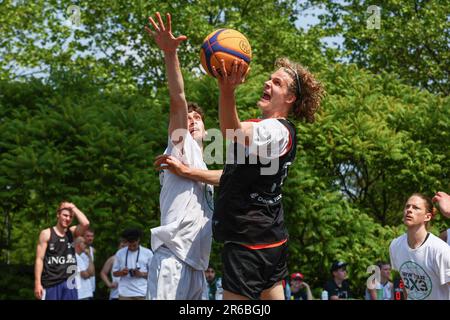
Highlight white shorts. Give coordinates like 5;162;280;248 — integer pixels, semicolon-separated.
146;246;208;300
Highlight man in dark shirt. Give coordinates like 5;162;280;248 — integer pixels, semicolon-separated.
34;202;90;300
323;261;352;300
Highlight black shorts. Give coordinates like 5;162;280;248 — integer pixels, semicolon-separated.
221;241;288;300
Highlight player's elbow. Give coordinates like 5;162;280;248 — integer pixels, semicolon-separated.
80;219;90;229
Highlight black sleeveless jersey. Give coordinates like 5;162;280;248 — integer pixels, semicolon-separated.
41;227;77;288
213;118;297;244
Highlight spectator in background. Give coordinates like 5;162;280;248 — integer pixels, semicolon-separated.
34;201;90;300
287;272;313;300
323;261;352;300
74;236;94;300
112;229;153;300
390;193;450;300
83;228;96;297
365;261;394;300
204;265;223;300
100;238;128;300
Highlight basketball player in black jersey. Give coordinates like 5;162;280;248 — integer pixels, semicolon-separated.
34;201;90;300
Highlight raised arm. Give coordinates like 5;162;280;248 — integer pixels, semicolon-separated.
212;59;253;143
146;12;188;139
65;202;89;237
34;229;50;300
154;154;222;186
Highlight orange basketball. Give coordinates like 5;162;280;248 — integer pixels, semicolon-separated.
200;29;252;77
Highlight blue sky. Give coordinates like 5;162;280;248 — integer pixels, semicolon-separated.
296;5;345;49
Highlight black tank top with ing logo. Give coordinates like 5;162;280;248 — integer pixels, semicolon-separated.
41;227;77;288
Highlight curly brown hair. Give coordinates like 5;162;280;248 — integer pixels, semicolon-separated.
275;57;325;123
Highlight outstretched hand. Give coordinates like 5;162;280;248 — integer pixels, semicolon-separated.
145;12;187;52
212;59;250;92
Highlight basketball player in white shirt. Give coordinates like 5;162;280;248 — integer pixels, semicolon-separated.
144;12;220;300
389;193;450;300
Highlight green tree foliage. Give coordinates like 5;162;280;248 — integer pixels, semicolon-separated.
1;0;326;86
0;264;34;299
0;75;167;268
303;0;450;95
305;64;450;226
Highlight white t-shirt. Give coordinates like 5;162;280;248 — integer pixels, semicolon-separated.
112;246;153;298
224;118;291;177
151;132;213;271
250;119;290;159
76;253;93;299
390;233;450;300
226;119;290;164
89;246;95;294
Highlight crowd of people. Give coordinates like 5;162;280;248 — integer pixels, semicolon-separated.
33;11;450;300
